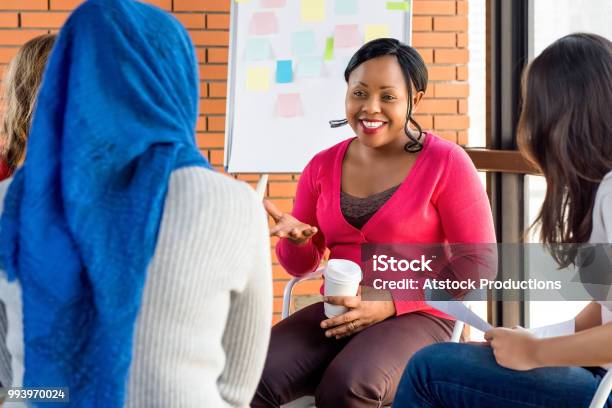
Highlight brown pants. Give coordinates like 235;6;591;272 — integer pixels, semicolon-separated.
251;302;455;408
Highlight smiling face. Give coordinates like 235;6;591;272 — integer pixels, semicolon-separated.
345;55;423;150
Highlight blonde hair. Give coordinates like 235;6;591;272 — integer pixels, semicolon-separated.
1;34;56;171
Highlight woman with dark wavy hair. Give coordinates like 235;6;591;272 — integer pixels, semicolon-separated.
254;38;496;407
394;33;612;408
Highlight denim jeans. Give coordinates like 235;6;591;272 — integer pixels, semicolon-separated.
393;342;612;408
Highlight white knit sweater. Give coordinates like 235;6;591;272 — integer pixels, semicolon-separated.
0;167;272;407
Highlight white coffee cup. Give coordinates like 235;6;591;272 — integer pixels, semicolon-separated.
323;259;362;318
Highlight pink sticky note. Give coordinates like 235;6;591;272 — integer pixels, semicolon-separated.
250;12;278;35
261;0;286;7
334;24;361;48
276;93;303;118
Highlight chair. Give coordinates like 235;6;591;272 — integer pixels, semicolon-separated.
282;272;612;407
280;268;465;408
590;370;612;408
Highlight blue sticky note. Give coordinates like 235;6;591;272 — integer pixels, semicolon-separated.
276;60;293;83
292;30;316;56
335;0;358;15
297;57;322;78
246;38;271;61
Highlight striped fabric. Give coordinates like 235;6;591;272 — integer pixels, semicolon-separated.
0;300;12;388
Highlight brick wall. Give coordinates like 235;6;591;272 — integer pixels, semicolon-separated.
0;0;469;324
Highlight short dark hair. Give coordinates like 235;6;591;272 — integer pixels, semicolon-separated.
331;38;428;152
518;33;612;266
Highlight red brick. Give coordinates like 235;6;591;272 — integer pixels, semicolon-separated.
412;32;456;48
21;12;70;28
456;66;468;81
190;30;229;46
0;13;18;28
427;65;456;81
457;32;468;48
49;0;84;10
457;1;468;15
434;83;469;98
174;13;206;29
415;48;433;64
418;98;458;114
200;64;228;80
209;82;227;98
433;16;468;32
209;149;224;165
208;116;226;131
269;182;297;198
458;130;468;145
195;47;206;62
207;13;230;30
0;30;49;46
412;16;432;31
434;49;469;64
199;82;208;98
200;98;226;114
196;132;225;148
413;114;433;129
437;130;457;142
196;116;207;132
207;47;228;63
458;99;468;114
413;1;456;15
434;115;469;129
1;0;47;10
174;0;230;12
143;0;171;10
0;47;18;63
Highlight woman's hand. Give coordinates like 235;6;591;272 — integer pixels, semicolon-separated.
484;326;542;371
263;199;318;245
320;287;396;339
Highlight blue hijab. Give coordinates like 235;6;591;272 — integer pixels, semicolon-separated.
0;0;210;405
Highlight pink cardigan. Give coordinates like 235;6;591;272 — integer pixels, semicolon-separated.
277;133;496;318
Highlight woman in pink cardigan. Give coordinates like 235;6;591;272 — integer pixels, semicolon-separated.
252;39;496;408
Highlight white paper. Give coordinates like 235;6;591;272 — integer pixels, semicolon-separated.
528;319;575;339
427;301;493;333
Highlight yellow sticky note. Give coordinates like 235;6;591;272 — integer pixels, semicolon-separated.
246;67;270;92
365;24;390;43
301;0;325;22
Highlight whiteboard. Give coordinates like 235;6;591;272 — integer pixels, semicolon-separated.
225;0;413;173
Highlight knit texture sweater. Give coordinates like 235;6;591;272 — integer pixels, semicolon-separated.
0;168;272;407
277;134;497;318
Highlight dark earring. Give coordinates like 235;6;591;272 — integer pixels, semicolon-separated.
329;119;348;128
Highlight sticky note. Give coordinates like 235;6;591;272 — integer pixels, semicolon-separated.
297;57;322;77
386;1;410;11
292;30;316;56
246;67;270;91
324;37;334;61
249;12;278;35
276;60;293;83
335;0;358;15
365;24;390;42
261;0;286;7
246;38;272;61
301;0;325;22
235;0;251;3
334;24;361;48
276;93;304;117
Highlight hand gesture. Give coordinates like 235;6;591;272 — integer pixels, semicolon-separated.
484;326;541;371
263;199;318;245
